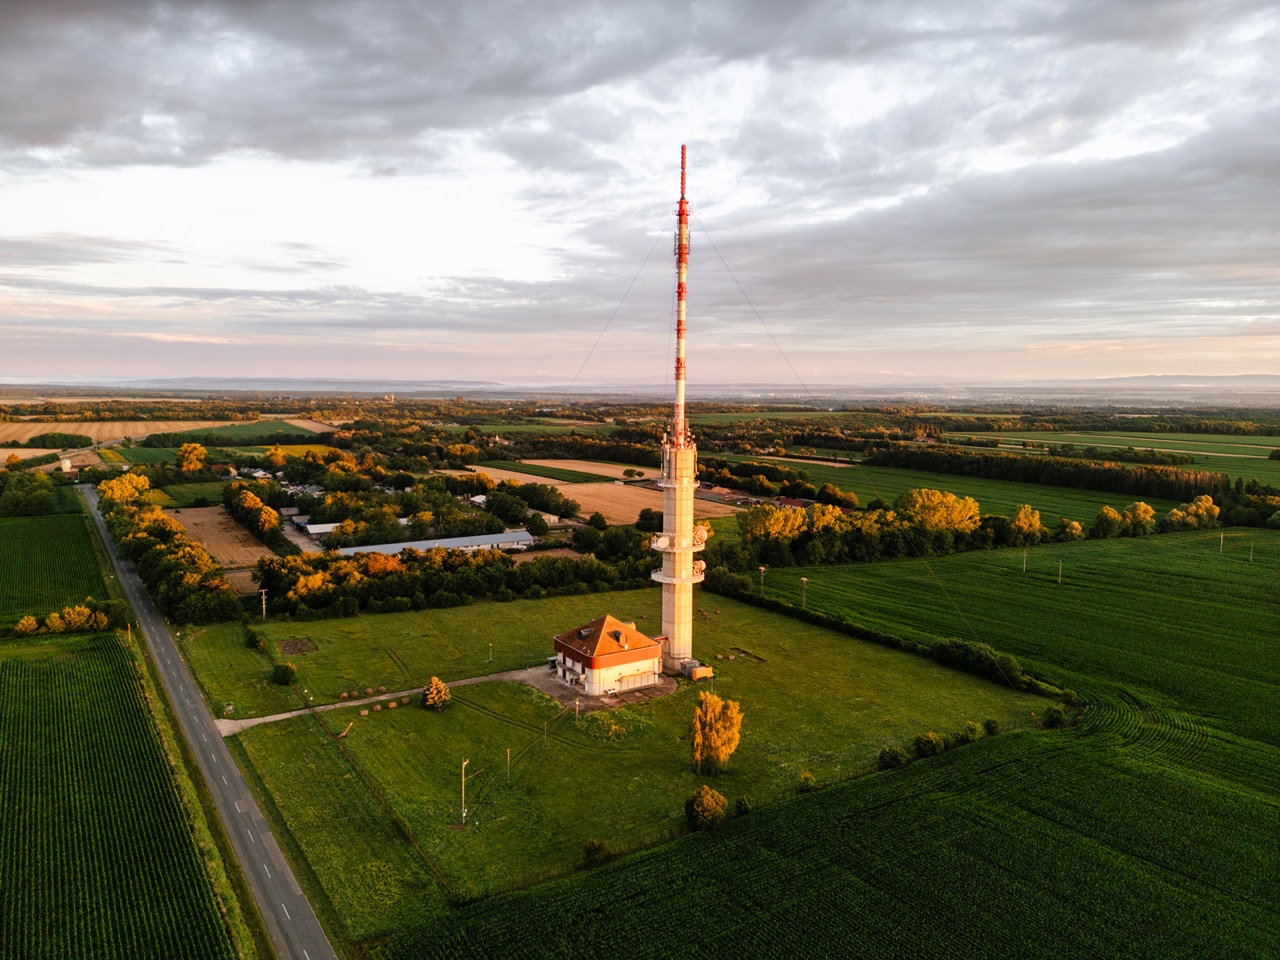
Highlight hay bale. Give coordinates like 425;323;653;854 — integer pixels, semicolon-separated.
339;692;349;700
378;685;387;693
359;709;369;717
365;687;374;696
388;701;398;710
373;704;382;712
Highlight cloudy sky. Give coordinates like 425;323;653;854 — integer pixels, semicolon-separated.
2;0;1277;391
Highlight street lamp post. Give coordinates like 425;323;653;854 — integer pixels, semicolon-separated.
800;576;809;610
758;565;766;595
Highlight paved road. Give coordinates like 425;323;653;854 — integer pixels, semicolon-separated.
82;487;338;960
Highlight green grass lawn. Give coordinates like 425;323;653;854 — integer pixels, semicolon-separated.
226;590;1044;935
161;481;229;507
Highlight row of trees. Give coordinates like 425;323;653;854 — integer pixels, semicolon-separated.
706;488;1224;571
11;599;130;637
0;469;57;516
252;545;657;619
97;473;242;623
864;444;1230;503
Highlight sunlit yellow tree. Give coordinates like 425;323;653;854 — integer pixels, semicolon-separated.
177;442;208;474
691;691;743;775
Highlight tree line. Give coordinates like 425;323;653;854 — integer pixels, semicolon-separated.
864;443;1229;502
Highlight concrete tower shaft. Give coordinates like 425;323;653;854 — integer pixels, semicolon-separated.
651;144;704;671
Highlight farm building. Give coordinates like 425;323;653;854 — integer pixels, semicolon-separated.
335;530;538;556
552;614;663;696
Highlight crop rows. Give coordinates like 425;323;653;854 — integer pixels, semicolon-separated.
0;637;235;960
0;515;107;626
376;722;1278;960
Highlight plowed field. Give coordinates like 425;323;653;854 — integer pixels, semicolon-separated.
163;506;274;568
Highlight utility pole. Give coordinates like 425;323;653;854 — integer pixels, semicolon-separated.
260;589;267;621
758;565;766;595
1058;560;1062;585
461;758;469;827
1023;549;1027;574
800;576;809;609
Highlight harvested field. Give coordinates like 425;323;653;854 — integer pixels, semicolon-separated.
0;420;237;445
279;418;335;433
567;482;739;524
163;506;274;568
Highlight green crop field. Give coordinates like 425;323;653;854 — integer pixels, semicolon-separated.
161;481;229;507
0;635;238;960
944;430;1280;487
719;453;1181;520
166;420;327;442
480;460;614;483
0;514;109;627
118;446;178;464
764;530;1280;746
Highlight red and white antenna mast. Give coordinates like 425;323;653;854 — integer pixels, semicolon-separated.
672;144;690;448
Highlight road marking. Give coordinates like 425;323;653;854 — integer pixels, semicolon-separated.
201;733;207;742
281;902;292;921
304;951;311;960
264;862;272;879
222;776;228;785
247;830;256;844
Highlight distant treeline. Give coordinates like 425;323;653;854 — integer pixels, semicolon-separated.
139;429;325;448
0;432;93;449
864;444;1229;502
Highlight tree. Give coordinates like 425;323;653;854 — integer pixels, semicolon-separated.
586;511;608;531
1090;505;1123;539
4;453;19;470
1122;501;1156;536
265;444;287;469
177;442;208;474
691;691;743;775
685;785;728;830
422;676;451;710
895;488;981;533
13;615;38;636
1006;504;1047;546
525;512;549;536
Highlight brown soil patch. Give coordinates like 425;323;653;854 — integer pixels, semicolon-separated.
278;636;318;655
224;569;260;595
279;418;335;433
164;506;274;567
567;483;739;525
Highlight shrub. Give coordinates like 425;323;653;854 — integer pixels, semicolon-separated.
1042;704;1068;729
983;718;1001;737
244;626;266;650
796;772;817;794
270;662;296;685
964;720;986;742
12;615;39;636
685;785;728;831
914;731;946;758
878;745;909;770
582;839;610;867
733;796;752;817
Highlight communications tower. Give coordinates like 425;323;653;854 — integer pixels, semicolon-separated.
651;145;706;672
